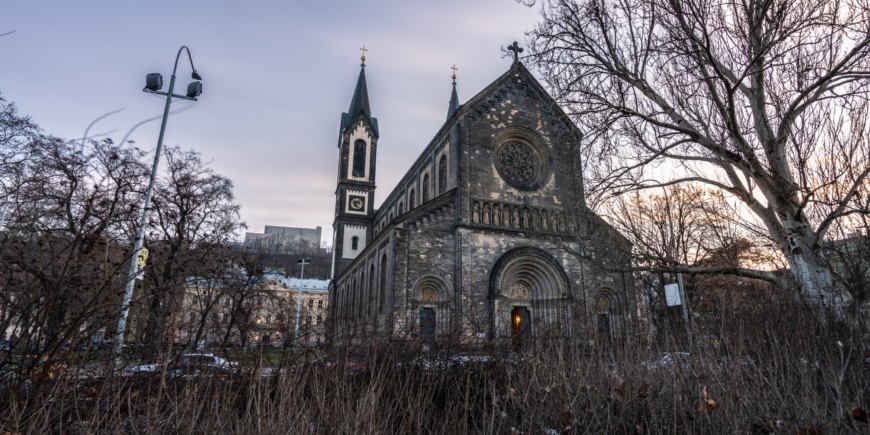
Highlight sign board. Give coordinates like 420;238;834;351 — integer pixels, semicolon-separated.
134;247;149;281
665;283;682;306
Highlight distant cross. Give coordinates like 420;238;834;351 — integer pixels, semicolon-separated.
507;41;524;62
451;64;458;82
360;45;368;64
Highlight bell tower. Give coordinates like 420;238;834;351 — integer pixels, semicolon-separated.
330;48;378;278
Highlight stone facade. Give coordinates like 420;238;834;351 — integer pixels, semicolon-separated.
329;60;635;347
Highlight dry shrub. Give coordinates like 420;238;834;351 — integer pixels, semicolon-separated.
1;296;868;434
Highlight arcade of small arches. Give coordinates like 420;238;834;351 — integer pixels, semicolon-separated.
471;200;573;234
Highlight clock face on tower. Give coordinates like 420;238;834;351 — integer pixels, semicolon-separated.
348;195;365;212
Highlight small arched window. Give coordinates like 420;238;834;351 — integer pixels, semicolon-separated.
369;265;376;315
352;139;366;177
422;174;430;202
379;254;388;311
409;189;416;209
438;155;447;194
389;212;393;221
351;236;359;250
398;202;404;215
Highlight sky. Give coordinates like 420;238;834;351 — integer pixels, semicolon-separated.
0;1;543;246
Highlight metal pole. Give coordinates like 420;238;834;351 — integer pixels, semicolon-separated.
112;46;194;357
294;259;307;350
660;185;692;346
0;181;8;231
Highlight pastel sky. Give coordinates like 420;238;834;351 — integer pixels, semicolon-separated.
0;1;543;245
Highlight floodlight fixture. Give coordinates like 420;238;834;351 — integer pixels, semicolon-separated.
145;73;163;91
186;81;202;98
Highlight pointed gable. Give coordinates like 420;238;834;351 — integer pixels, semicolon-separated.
453;62;582;143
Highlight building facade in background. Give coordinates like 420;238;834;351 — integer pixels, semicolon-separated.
244;225;322;254
328;53;637;348
170;272;329;347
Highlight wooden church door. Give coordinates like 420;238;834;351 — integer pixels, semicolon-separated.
420;308;436;344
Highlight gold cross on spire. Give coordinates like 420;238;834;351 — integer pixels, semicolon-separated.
451;64;458;82
360;45;368;64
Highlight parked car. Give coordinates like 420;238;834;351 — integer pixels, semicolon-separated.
641;352;692;371
164;363;236;380
0;354;67;381
301;354;366;375
131;353;237;375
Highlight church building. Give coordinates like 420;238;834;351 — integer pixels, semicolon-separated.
328;46;637;347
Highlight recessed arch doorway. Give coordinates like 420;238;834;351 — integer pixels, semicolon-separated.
489;247;572;342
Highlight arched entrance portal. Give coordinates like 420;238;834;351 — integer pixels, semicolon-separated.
489;247;571;343
410;275;454;345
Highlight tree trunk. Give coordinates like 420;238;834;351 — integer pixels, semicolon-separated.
785;247;837;306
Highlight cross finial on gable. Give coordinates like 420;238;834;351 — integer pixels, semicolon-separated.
507;41;524;63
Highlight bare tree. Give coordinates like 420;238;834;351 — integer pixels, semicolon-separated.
0;126;147;363
136;146;245;357
525;0;870;303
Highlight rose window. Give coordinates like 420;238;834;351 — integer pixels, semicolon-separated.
497;141;537;187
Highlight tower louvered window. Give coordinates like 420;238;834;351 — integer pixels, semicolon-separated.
353;140;366;177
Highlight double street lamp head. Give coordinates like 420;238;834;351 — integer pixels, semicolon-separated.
144;69;203;98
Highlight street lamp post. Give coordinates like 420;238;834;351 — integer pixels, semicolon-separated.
112;46;203;357
293;257;310;350
0;180;9;231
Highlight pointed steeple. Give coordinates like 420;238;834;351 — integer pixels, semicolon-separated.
447;65;459;121
340;47;378;136
348;65;371;120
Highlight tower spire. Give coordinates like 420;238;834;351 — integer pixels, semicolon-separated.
447;65;459;121
348;66;371;119
345;47;372;126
